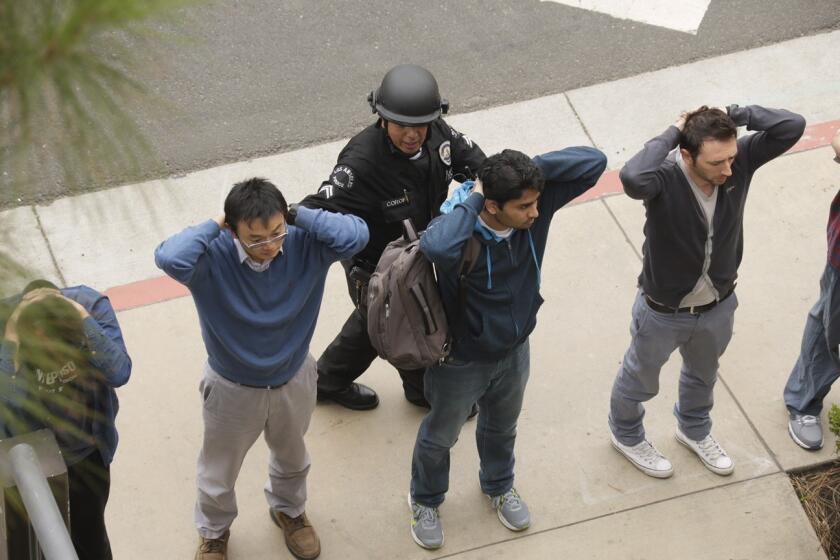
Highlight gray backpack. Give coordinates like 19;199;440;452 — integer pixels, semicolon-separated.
366;219;481;370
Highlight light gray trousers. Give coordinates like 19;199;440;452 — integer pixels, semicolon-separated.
194;356;317;539
609;291;738;446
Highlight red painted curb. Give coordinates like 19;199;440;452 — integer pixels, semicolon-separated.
789;118;840;154
107;276;189;312
106;119;839;312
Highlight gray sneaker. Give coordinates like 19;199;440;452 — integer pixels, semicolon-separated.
789;413;823;450
408;493;443;549
489;488;531;531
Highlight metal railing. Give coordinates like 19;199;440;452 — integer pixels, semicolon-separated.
0;431;78;560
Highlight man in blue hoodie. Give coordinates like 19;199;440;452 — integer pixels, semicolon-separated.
407;148;607;549
155;178;368;560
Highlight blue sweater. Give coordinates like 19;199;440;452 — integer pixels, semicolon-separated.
420;147;607;362
0;286;132;465
155;206;369;386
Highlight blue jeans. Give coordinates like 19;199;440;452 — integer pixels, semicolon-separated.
410;340;530;508
785;264;840;415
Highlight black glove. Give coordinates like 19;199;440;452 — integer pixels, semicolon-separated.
286;203;299;226
726;104;749;127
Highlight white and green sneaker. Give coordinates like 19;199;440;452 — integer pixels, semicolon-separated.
489;488;531;531
408;493;443;549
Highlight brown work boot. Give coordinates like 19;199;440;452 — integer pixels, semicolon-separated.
195;530;229;560
269;509;321;559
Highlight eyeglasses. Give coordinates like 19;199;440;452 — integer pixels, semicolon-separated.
242;232;288;250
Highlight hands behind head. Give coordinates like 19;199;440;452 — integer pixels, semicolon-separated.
20;287;60;304
5;289;88;345
215;214;229;229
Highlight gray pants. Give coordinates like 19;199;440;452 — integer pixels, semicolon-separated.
609;291;738;446
784;264;840;416
194;356;317;539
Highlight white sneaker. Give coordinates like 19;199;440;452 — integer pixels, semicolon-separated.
675;428;734;476
610;432;674;478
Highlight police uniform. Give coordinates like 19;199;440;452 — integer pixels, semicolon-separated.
300;118;485;403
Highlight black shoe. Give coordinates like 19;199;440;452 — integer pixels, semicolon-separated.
317;382;379;410
406;396;431;409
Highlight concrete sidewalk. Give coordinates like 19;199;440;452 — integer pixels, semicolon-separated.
3;30;840;560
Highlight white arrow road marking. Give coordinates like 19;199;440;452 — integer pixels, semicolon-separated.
541;0;712;35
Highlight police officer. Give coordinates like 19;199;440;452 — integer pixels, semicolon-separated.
300;64;486;410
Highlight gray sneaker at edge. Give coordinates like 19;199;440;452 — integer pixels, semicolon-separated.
788;412;823;450
408;493;443;549
489;488;531;531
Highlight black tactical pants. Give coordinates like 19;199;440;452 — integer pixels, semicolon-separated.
317;261;426;404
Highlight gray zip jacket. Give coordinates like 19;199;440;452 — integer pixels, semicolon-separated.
620;105;806;307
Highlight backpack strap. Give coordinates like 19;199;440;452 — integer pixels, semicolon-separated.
402;219;419;242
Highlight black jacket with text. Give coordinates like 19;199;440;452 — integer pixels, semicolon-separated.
300;118;486;267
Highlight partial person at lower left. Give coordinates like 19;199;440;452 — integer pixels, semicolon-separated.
0;279;133;560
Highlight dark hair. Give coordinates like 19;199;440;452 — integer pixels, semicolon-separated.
17;296;87;367
680;106;737;159
223;178;288;230
478;149;544;207
22;279;60;294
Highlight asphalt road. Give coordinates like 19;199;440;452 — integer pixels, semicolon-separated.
3;0;839;207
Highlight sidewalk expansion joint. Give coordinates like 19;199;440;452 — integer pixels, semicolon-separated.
563;92;598;149
599;197;642;262
430;471;784;560
31;205;67;288
717;372;784;473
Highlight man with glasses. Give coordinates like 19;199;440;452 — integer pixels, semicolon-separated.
155;177;368;560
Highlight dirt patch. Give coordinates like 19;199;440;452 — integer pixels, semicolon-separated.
792;460;840;559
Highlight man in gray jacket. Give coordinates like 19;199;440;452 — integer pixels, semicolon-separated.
609;105;805;478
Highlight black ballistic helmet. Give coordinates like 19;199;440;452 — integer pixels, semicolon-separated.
368;64;449;126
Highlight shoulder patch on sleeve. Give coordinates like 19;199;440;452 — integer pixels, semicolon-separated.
329;165;355;191
319;165;356;198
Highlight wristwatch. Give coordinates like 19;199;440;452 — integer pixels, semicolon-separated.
287;203;299;226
